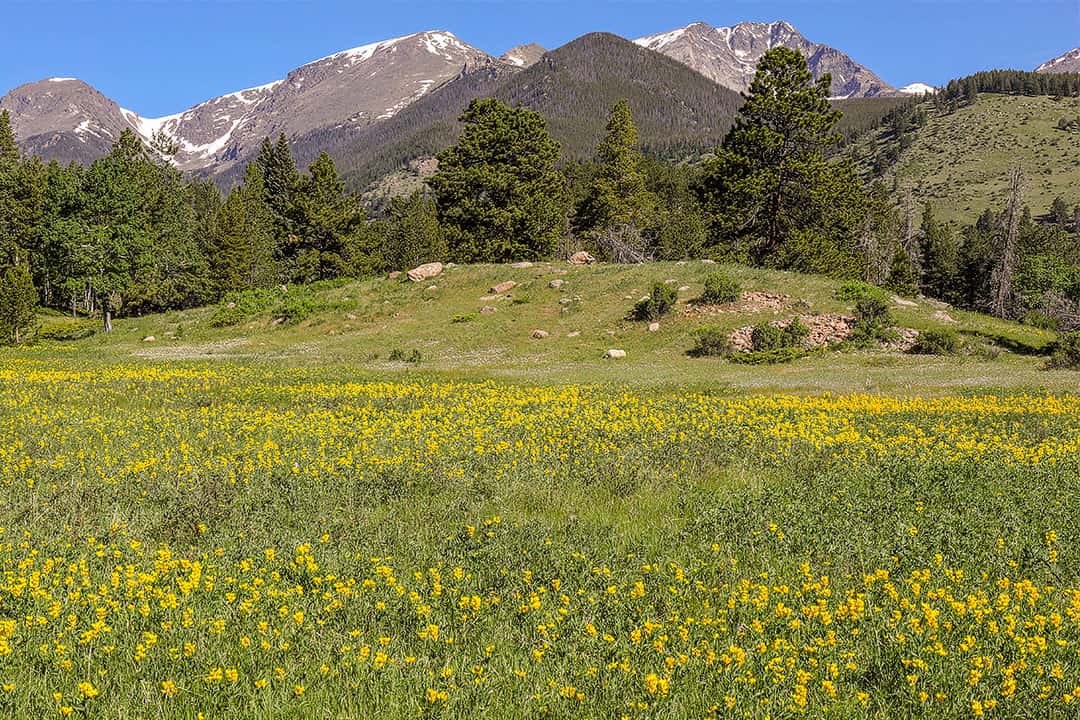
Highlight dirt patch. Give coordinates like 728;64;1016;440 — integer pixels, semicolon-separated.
885;328;921;352
132;338;251;361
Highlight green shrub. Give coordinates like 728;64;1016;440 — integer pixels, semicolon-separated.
632;282;678;322
850;293;895;345
910;328;961;355
701;272;741;304
37;320;96;341
1046;331;1080;369
388;348;423;363
1022;311;1059;331
728;347;808;365
451;313;476;324
751;324;785;352
208;289;278;327
835;281;885;303
687;325;730;358
781;317;810;348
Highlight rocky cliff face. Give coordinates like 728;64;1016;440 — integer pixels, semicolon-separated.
635;21;896;98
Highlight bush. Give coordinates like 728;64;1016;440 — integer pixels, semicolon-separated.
389;348;423;363
701;272;741;304
835;281;885;303
687;325;730;358
1046;331;1080;369
749;318;809;352
850;293;895;345
910;328;961;355
451;313;476;324
751;324;785;352
728;347;809;365
632;282;678;321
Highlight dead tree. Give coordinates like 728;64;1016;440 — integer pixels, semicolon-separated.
989;165;1024;319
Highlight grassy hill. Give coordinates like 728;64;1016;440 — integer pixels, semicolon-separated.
33;261;1067;393
868;94;1080;224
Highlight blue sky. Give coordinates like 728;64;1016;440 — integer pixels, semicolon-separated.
2;0;1077;117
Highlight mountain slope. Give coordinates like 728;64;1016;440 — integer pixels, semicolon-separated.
1037;48;1080;74
328;32;745;188
634;21;896;98
863;94;1080;225
501;44;547;68
2;31;496;173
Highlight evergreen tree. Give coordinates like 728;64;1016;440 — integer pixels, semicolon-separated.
859;180;901;285
382;191;447;271
575;100;656;237
699;47;865;274
0;264;37;344
212;162;279;294
0;110;17;167
256;133;299;244
885;245;920;297
1050;196;1071;228
0;109;24;266
429;98;568;263
919;203;961;302
288;152;367;282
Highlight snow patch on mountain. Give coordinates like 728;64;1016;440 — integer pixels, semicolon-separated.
899;82;937;95
1036;47;1080;73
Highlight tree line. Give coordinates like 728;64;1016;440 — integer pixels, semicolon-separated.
1;48;1078;343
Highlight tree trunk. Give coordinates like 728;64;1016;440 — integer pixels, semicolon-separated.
989;165;1024;319
102;295;113;333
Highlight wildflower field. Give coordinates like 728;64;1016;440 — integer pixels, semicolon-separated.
0;355;1078;719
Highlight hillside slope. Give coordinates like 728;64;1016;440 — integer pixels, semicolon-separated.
868;94;1080;224
37;261;1063;392
324;33;744;188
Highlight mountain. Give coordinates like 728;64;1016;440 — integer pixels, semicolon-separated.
1;30;496;173
898;82;937;95
634;21;896;98
320;32;745;188
1036;48;1080;74
501;44;547;68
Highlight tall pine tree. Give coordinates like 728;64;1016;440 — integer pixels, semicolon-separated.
212;162;279;294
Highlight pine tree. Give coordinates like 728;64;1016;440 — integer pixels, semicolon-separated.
288;152;366;282
919;203;961;303
429;98;568;263
0;110;17;167
0;264;37;344
0;109;23;266
575;100;656;237
212;162;279;294
383;192;447;271
256;134;299;244
699;47;864;273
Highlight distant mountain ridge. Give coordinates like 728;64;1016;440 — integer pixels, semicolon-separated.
1037;48;1080;74
634;21;896;98
2;30;495;174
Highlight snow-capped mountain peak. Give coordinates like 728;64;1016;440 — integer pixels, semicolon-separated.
634;20;897;98
898;82;937;95
1036;47;1080;74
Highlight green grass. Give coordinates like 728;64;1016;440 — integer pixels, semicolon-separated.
874;94;1080;225
35;261;1066;394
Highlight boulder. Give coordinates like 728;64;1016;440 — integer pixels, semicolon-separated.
531;329;549;339
511;261;534;269
569;251;596;265
406;262;443;282
479;306;497;314
549;279;565;289
604;349;626;359
701;259;716;264
678;286;690;292
490;280;517;294
567;331;581;338
388;271;403;280
648;322;660;332
142;335;156;343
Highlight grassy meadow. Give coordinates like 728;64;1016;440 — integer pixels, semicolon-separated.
2;262;1080;718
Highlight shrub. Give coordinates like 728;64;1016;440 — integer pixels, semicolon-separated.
451;313;476;324
1046;331;1080;369
388;348;423;363
728;347;808;365
632;282;678;321
834;281;883;303
850;293;895;345
781;317;810;348
910;328;961;355
751;324;785;352
701;272;741;304
687;325;730;358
